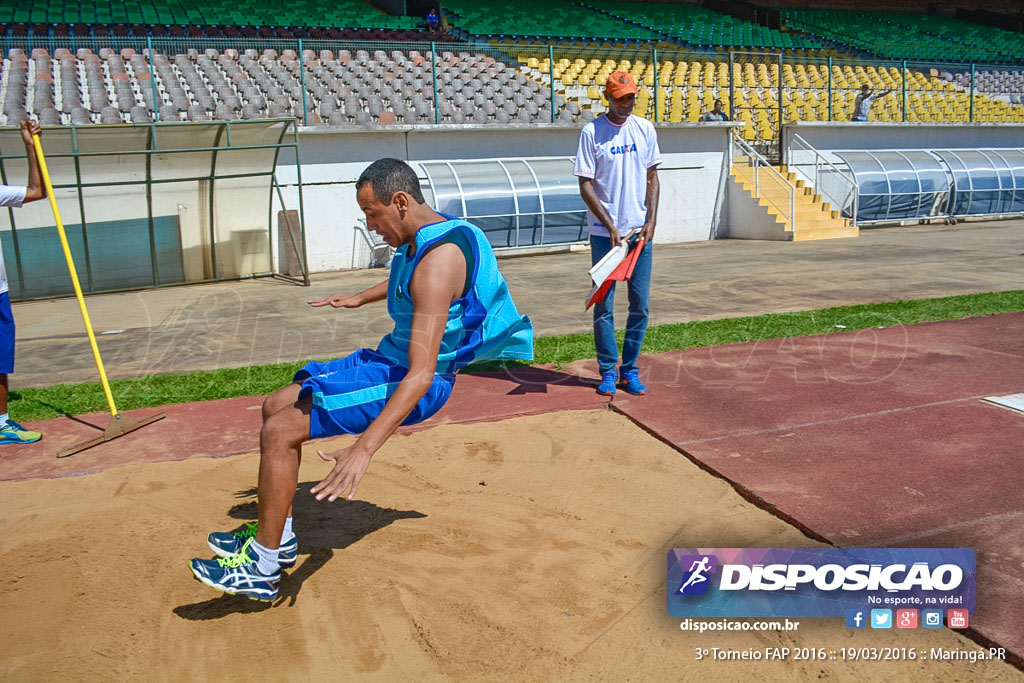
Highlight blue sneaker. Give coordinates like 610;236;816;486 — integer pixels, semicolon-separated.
189;537;280;602
0;420;42;444
619;371;647;395
207;522;298;568
597;371;618;396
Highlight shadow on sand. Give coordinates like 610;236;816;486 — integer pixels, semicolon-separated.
174;482;425;619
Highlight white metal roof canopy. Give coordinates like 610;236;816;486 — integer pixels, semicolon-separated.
933;149;1024;217
833;150;951;223
419;157;587;249
833;147;1024;224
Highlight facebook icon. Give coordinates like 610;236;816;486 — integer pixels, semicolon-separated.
845;609;867;629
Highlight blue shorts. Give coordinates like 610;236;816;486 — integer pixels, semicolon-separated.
0;291;14;374
294;348;455;440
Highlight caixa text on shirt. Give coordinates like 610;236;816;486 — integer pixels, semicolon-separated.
609;143;638;155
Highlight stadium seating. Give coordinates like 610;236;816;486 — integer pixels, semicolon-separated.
0;0;421;32
4;45;1021;134
0;46;574;126
780;9;1021;62
441;0;660;42
514;50;1024;128
588;1;826;52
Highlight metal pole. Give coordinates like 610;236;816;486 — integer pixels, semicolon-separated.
147;36;159;122
431;40;439;124
969;63;975;123
70;125;94;292
901;59;907;122
777;52;783;137
728;51;734;126
650;47;657;122
145;125;159;286
549;44;556;123
827;56;833;121
293;123;310;285
297;38;309;126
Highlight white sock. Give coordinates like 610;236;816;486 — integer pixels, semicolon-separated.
250;540;279;575
282;516;294;542
0;413;8;428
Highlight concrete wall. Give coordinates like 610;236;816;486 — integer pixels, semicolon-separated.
273;121;741;273
726;180;788;240
782;122;1024;163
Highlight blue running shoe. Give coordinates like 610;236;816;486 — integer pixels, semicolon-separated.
0;420;42;444
597;371;618;396
619;371;647;395
189;537;280;602
208;522;297;568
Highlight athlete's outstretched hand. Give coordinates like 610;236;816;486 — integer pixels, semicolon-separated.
310;445;372;501
308;293;361;308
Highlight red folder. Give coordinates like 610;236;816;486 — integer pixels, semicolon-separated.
585;237;645;310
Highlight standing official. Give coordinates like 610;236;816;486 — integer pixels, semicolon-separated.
574;71;660;396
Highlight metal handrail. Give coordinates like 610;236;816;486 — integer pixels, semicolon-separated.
733;132;796;231
787;133;859;222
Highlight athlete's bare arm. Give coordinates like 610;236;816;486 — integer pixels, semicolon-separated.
308;280;388;308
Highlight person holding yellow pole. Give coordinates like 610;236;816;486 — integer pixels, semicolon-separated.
0;120;47;445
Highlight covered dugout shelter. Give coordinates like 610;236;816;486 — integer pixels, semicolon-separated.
0;119;307;301
829;147;1024;224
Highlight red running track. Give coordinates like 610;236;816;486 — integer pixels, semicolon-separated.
612;312;1024;662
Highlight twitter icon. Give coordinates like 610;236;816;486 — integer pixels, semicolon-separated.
871;609;892;629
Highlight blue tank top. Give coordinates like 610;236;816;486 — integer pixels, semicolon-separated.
376;217;534;375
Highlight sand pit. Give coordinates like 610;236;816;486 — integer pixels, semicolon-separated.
1;409;1018;681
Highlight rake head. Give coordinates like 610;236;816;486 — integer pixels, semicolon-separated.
56;412;166;459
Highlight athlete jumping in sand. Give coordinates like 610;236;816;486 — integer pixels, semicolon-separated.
189;158;534;601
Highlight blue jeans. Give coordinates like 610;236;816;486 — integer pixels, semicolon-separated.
590;234;652;377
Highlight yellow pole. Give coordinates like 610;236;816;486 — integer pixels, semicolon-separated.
32;134;119;417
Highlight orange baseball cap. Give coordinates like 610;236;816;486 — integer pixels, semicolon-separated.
605;70;638;98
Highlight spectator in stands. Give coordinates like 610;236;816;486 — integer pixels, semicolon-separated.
852;85;893;122
699;99;730;122
575;71;660;397
0;120;46;447
425;8;440;30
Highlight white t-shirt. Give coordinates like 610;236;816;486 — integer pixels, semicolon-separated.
0;185;26;295
574;114;661;237
854;93;877;120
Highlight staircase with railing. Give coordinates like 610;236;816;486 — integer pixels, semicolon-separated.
731;133;858;240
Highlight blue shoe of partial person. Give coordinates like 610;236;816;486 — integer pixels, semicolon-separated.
597;371;618;396
189;537;280;602
207;521;297;568
0;420;42;444
619;371;647;395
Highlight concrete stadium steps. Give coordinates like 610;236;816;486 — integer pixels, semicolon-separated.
730;158;858;241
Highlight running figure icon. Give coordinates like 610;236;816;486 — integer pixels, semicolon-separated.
679;556;712;593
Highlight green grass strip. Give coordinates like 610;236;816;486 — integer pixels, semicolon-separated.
9;290;1023;421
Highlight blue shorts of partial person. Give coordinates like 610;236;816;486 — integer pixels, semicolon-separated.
293;348;455;440
0;292;14;374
